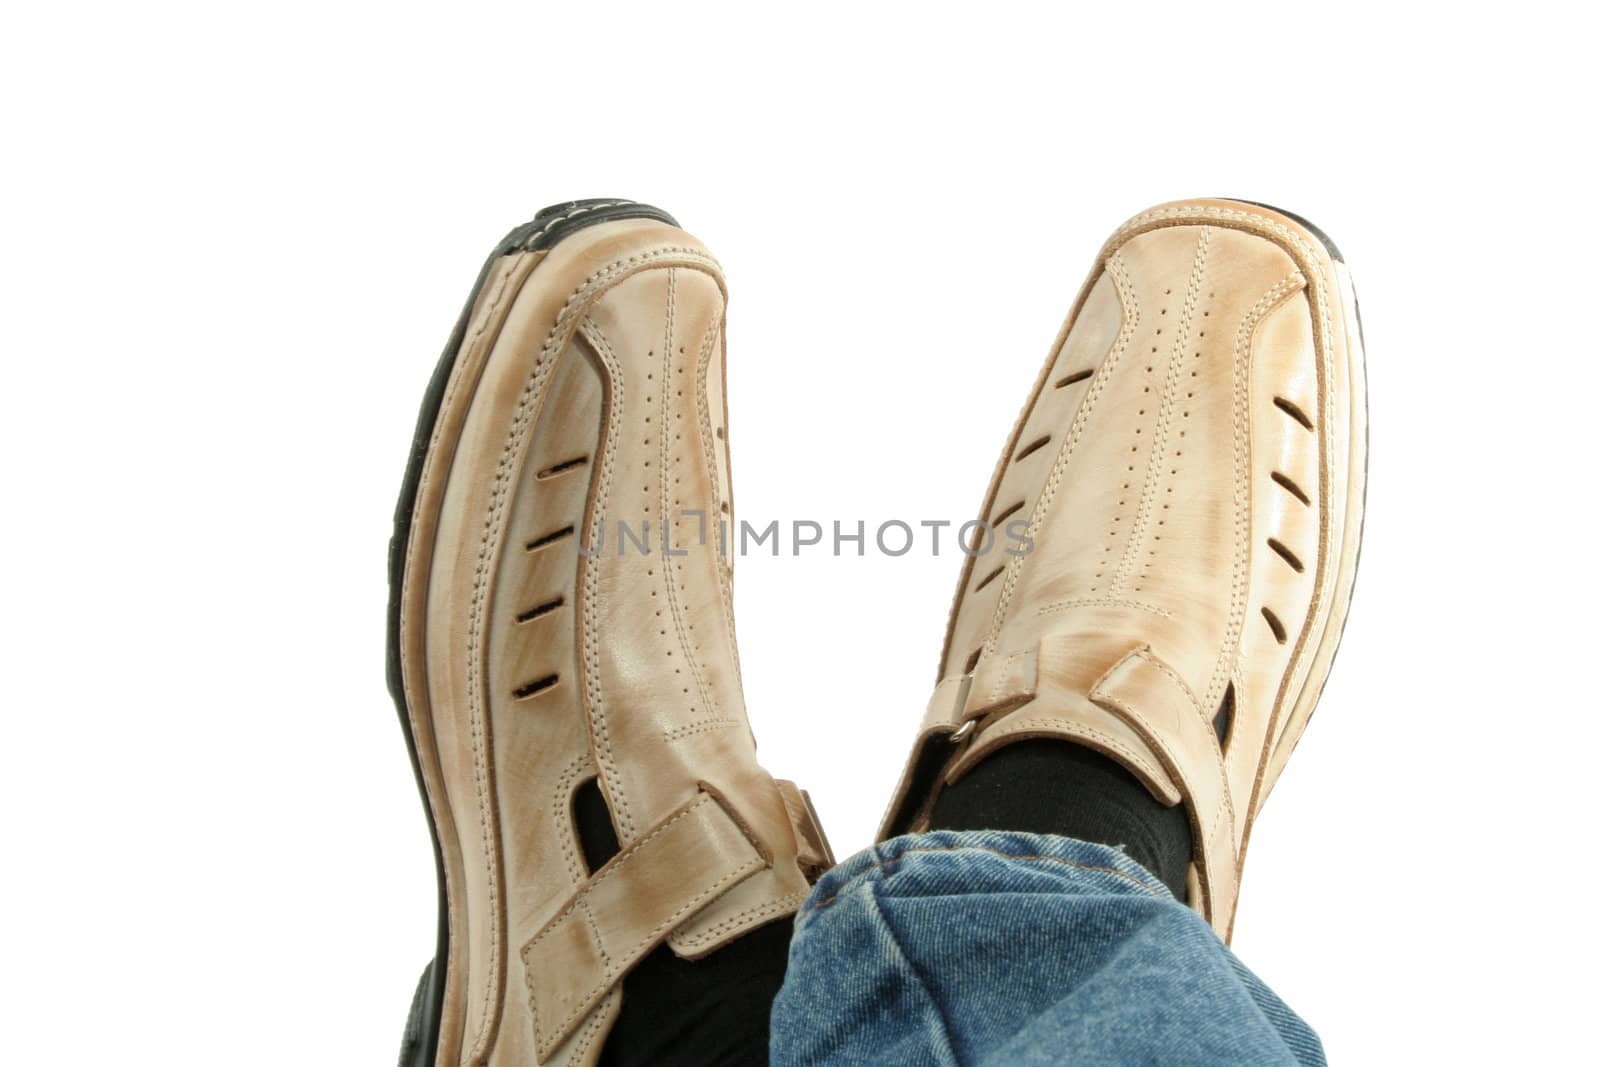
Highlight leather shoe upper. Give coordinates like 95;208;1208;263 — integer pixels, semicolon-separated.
880;199;1367;939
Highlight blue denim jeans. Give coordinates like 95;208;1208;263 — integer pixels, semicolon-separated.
771;831;1323;1066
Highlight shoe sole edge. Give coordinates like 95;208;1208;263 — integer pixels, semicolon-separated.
388;199;679;1067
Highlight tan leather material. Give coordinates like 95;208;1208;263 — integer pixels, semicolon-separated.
881;199;1366;941
568;268;813;963
1089;646;1238;924
946;627;1183;806
399;213;824;1065
521;789;768;1059
775;779;836;879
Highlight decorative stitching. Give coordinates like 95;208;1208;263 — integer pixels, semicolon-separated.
524;796;761;1050
968;716;1172;798
1104;209;1339;826
399;253;532;1058
411;238;718;1061
1134;648;1205;713
987;649;1026;704
932;269;1117;681
566;991;616;1062
663;718;738;743
520;202;631;249
483;247;720;874
1035;597;1175;619
525;792;720;951
578;896;611;974
1094;649;1236;889
1113;227;1211;595
1092;208;1344;918
669;890;810;951
552;753;598;882
803;845;1164;912
576;314;634;840
1205;272;1305;712
453;255;534;1060
657;270;720;724
692;311;745;696
1107;205;1322;268
983;252;1140;657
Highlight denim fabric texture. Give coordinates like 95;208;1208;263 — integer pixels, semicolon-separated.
770;831;1324;1066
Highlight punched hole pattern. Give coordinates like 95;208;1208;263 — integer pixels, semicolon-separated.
1267;538;1304;574
535;455;589;480
668;342;704;715
1134;288;1211;591
1014;435;1052;463
1261;606;1287;645
973;564;1005;594
1273;396;1314;431
512;674;559;700
1256;386;1317;647
1214;682;1235;749
1271;471;1311;506
515;596;565;624
991;499;1026;526
525;525;575;552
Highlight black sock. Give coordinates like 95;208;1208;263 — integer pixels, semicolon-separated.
575;781;787;1066
927;740;1194;899
597;924;788;1067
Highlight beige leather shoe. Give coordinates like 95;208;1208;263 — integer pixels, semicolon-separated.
389;201;832;1067
880;198;1366;941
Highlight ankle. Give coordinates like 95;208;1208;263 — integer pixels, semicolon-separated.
927;740;1193;899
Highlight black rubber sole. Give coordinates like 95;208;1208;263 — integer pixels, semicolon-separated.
390;199;679;1067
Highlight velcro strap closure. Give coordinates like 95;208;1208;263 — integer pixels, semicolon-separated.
961;645;1039;724
775;779;835;878
1089;646;1237;927
920;674;974;733
945;632;1182;806
521;788;769;1059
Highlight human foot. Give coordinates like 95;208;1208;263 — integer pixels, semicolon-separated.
390;201;831;1065
881;198;1366;939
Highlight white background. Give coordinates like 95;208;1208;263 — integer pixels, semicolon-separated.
5;3;1594;1063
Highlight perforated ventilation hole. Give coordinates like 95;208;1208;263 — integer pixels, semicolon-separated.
991;499;1026;526
1267;538;1305;573
973;564;1005;593
1261;606;1288;644
515;596;565;623
1273;396;1315;431
512;674;559;700
572;777;620;873
526;525;575;551
1054;369;1093;389
1015;435;1052;462
1214;682;1235;749
964;647;982;674
1271;471;1311;506
535;455;589;480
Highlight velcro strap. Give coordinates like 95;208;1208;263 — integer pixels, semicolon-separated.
775;779;835;878
961;644;1040;723
1089;646;1237;926
945;632;1182;806
521;789;768;1059
920;674;974;733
